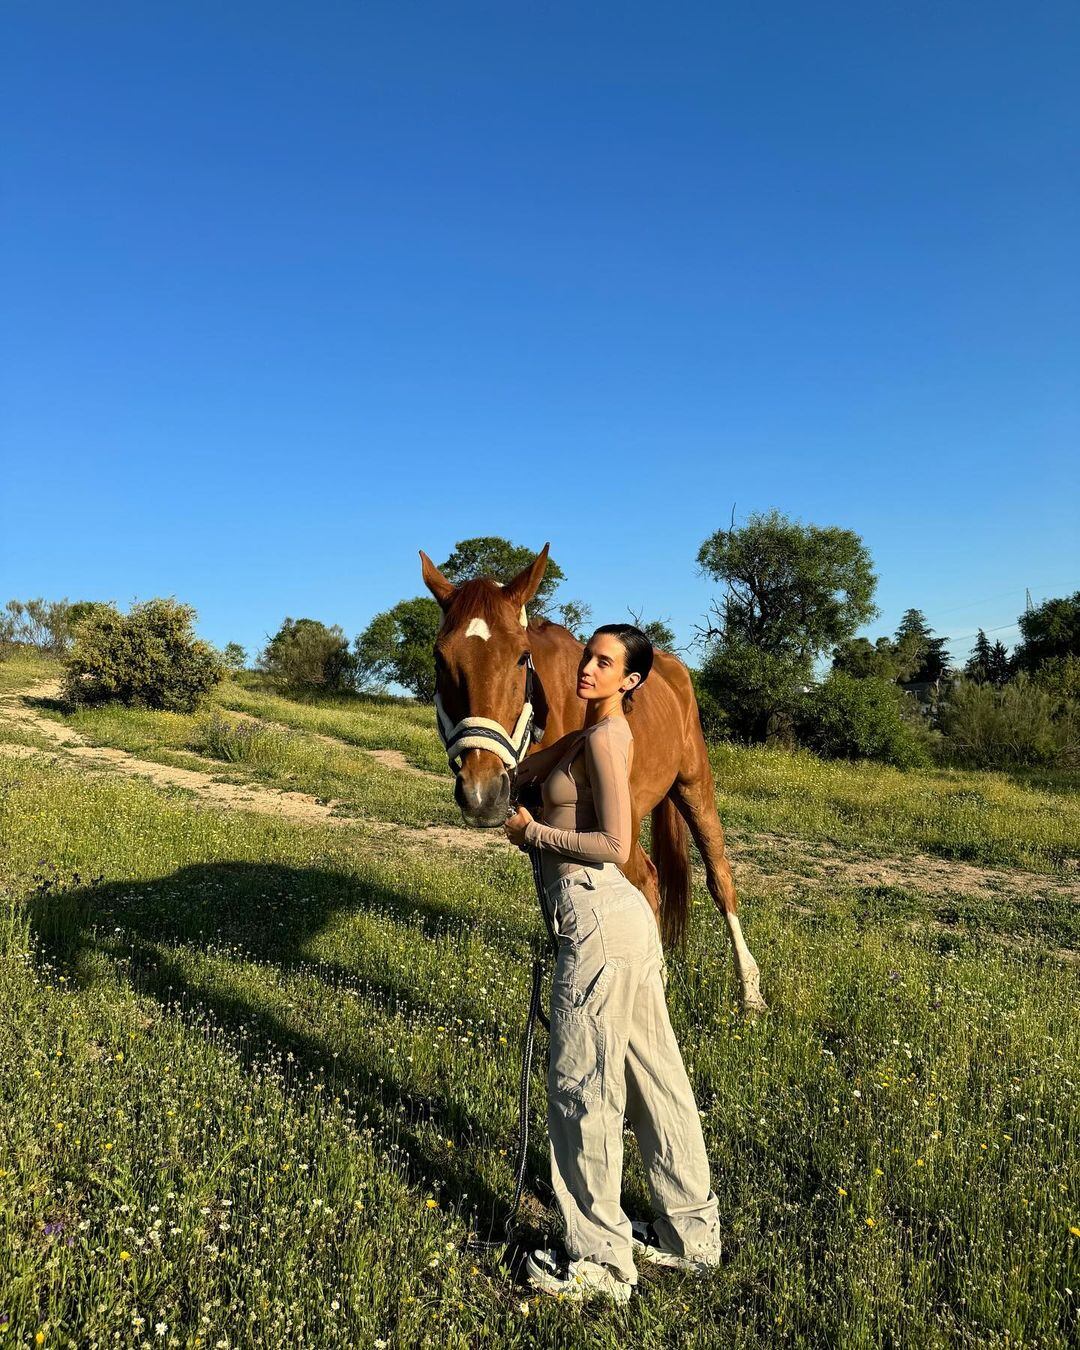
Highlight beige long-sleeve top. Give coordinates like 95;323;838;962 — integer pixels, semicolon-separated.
521;715;634;876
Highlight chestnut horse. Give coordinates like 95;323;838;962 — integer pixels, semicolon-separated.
419;543;767;1013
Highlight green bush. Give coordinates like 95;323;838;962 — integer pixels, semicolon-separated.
258;617;356;693
59;598;224;713
794;671;931;768
937;673;1079;769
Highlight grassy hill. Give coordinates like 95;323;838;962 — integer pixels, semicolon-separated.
1;651;1077;1346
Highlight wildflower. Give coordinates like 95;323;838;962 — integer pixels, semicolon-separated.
517;1301;530;1316
36;1334;45;1346
874;1168;884;1176
426;1198;438;1209
120;1251;132;1261
837;1187;847;1197
865;1217;875;1228
916;1159;925;1167
1070;1227;1080;1238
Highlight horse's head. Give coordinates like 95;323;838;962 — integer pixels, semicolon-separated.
420;543;551;827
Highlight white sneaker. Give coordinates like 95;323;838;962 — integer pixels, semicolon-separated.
630;1218;722;1274
525;1247;635;1303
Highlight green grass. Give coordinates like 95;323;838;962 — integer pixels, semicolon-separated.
2;751;1078;1347
709;742;1080;873
27;695;459;830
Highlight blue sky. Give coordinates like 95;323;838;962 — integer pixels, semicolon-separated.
3;1;1077;675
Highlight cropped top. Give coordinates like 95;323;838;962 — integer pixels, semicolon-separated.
520;715;634;883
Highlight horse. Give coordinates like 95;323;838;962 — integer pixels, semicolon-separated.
419;542;767;1013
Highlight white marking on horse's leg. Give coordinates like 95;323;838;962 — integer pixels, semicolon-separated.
465;618;491;640
723;910;768;1013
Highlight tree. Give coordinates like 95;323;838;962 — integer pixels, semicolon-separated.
258;618;355;692
555;599;593;642
794;670;930;768
695;509;879;743
987;640;1013;687
354;597;443;701
221;642;248;672
964;629;994;684
1012;591;1080;674
626;606;676;651
832;635;903;681
894;609;951;683
438;537;565;616
59;598;224;712
0;597;87;657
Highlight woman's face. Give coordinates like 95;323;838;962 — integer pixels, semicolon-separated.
576;632;637;703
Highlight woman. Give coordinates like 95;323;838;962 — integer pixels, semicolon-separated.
504;623;722;1303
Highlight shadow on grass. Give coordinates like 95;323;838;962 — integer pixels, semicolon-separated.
27;858;556;1254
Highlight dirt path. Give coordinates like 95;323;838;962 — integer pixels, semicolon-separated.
0;679;493;853
2;678;1077;911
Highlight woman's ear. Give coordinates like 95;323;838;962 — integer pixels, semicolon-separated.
619;671;642;694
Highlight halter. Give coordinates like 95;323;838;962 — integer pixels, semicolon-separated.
435;652;546;772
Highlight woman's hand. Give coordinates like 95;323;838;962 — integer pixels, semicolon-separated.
503;804;534;850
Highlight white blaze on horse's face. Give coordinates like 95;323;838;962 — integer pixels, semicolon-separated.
465;617;491;641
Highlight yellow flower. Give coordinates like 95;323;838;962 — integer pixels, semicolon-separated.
874;1168;884;1176
1070;1226;1080;1238
865;1217;875;1228
120;1250;132;1261
837;1187;847;1197
426;1198;438;1209
916;1158;925;1167
36;1334;45;1346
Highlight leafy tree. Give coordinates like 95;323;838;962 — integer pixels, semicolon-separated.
0;597;89;657
1012;591;1080;674
626;606;676;651
221;642;248;672
438;537;565;616
794;670;930;768
354;597;442;701
59;598;224;712
964;629;994;684
555;599;593;642
258;618;355;692
894;609;951;683
1031;653;1080;703
832;635;903;681
695;509;879;742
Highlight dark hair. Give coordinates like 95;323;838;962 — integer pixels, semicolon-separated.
591;623;654;714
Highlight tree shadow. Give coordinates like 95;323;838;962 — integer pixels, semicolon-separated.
27;859;556;1258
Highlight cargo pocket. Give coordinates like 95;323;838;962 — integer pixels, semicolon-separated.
549;1008;605;1119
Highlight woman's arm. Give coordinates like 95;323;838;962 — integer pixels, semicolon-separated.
513;731;580;786
523;721;633;866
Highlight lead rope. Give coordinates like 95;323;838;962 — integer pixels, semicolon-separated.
468;785;558;1256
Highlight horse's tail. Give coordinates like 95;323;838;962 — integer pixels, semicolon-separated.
651;795;691;951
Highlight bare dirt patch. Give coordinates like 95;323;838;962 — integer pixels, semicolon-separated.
0;679;492;853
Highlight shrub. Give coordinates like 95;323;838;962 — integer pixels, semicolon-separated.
258;618;356;693
794;671;931;768
937;674;1079;770
189;710;294;766
59;598;224;713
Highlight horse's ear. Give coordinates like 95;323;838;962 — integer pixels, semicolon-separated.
504;543;551;609
419;550;455;609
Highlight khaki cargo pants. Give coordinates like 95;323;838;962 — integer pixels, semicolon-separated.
542;860;721;1283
